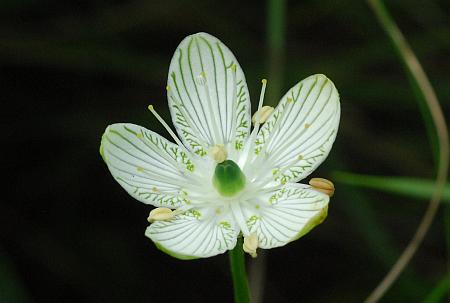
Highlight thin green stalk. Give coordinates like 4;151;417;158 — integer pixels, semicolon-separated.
248;1;287;302
266;0;286;106
339;186;426;299
365;0;449;302
229;237;251;303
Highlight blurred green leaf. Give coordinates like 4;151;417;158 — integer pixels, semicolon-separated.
0;250;32;303
333;171;450;202
423;273;450;303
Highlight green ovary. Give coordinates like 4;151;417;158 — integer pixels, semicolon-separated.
212;160;246;197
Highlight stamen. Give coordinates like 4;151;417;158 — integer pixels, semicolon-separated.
148;105;186;149
147;207;174;222
254;79;268;131
243;233;258;258
309;178;335;197
210;144;228;163
148;204;209;222
252;105;274;125
241;79;267;169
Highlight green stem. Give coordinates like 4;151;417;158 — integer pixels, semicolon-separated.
266;0;286;106
229;237;251;303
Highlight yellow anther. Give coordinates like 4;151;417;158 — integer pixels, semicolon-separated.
147;104;154;111
137;166;144;172
243;233;258;258
261;79;267;85
298;155;304;160
136;133;143;139
309;178;335;197
147;207;174;223
287;97;293;103
231;64;237;72
252;106;274;124
210;144;228;163
166;85;170;91
304;123;310;129
152;187;158;192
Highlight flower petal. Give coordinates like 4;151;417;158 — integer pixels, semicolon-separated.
250;74;340;185
100;123;198;208
243;183;329;249
167;32;251;156
146;207;238;259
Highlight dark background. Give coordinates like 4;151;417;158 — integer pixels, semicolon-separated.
2;0;450;302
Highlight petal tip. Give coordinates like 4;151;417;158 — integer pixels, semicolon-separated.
99;126;112;162
294;204;329;241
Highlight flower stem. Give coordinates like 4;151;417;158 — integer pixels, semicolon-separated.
229;237;251;303
266;0;286;106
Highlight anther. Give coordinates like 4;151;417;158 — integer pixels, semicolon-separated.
210;144;228;163
309;178;335;197
147;207;174;223
243;233;258;258
252;106;274;124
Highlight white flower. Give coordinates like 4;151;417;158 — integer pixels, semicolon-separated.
100;32;340;259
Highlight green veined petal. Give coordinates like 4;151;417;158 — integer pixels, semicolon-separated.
146;207;239;258
100;123;196;208
250;74;340;185
244;183;330;249
167;32;251;155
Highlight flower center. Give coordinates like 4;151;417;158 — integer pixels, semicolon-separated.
212;160;246;197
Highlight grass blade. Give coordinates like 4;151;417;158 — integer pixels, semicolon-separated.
333;171;450;202
365;0;449;302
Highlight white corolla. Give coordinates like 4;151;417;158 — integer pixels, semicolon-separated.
100;32;340;259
